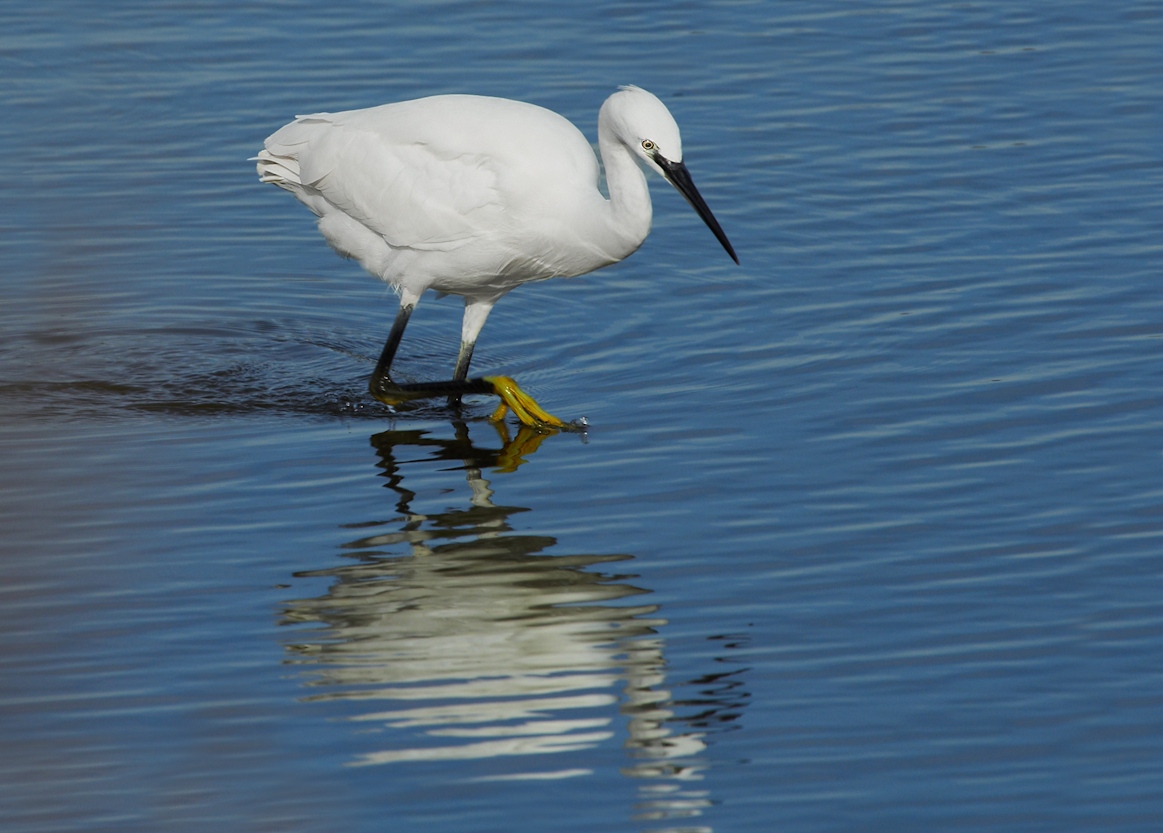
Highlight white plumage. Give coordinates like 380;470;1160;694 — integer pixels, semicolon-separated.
256;86;735;428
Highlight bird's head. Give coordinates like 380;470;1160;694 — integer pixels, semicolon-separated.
600;85;738;264
601;85;685;177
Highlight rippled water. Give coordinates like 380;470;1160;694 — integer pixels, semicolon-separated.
2;2;1160;831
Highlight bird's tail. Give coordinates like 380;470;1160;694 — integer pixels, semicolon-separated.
252;148;302;190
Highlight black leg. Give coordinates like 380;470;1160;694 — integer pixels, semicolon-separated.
369;303;493;402
453;339;475;382
369;303;414;394
365;301;564;429
448;339;476;407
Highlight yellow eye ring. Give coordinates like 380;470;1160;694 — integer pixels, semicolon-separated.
641;139;655;151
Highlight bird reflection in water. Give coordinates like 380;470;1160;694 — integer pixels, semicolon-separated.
280;421;748;828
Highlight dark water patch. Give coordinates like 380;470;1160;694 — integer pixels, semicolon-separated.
0;317;533;424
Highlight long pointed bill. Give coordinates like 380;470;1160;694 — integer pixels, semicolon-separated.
656;156;739;264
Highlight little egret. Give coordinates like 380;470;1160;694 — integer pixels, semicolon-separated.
256;85;737;428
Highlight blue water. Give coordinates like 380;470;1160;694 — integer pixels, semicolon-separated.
1;2;1160;831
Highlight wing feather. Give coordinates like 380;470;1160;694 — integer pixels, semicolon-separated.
263;108;503;251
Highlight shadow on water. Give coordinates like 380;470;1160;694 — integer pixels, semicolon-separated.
0;319;535;424
280;422;750;827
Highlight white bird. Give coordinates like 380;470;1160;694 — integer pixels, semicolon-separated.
256;85;737;428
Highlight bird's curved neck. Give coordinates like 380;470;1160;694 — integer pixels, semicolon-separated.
597;121;652;259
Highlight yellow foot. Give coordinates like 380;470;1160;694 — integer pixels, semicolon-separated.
483;376;565;430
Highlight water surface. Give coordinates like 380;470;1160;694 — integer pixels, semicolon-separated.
1;2;1160;831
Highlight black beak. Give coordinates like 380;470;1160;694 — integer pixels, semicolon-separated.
655;155;738;264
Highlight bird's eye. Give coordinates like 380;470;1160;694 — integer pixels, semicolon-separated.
641;140;655;151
